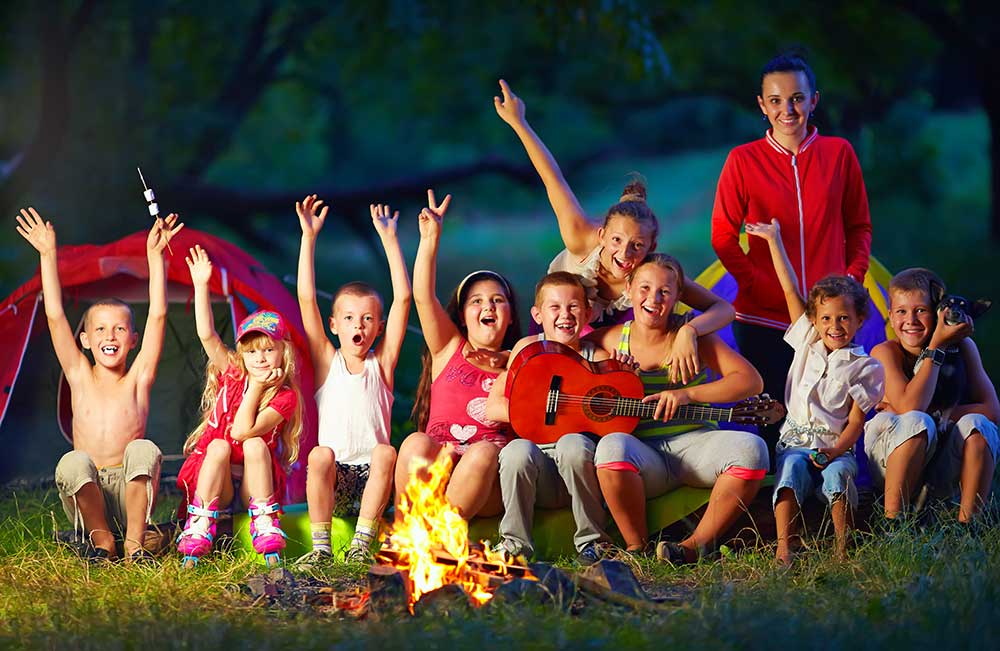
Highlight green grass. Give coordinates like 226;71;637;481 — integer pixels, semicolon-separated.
3;488;1000;649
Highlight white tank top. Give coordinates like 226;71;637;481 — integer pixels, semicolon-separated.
314;350;393;465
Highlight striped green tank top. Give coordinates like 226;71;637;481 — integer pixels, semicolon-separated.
617;321;713;439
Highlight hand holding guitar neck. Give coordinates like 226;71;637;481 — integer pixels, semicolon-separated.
505;340;785;444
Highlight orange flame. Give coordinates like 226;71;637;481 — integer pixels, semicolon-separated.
383;448;494;607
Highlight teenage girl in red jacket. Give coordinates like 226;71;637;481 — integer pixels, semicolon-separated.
710;53;873;452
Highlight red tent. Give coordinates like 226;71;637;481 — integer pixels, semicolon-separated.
0;228;317;502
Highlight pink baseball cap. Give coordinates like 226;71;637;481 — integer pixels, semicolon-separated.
236;310;288;341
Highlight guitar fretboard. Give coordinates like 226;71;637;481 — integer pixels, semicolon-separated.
548;391;735;422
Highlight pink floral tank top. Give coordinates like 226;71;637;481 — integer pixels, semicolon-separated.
425;343;512;454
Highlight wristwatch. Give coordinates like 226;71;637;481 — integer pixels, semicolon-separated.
914;347;946;374
810;450;829;467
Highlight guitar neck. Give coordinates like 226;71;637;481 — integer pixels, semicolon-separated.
615;397;734;422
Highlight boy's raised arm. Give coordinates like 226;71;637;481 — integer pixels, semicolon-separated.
296;194;336;384
185;245;229;370
746;219;805;322
133;214;183;386
494;79;596;257
372;203;412;391
15;208;89;380
413;189;460;359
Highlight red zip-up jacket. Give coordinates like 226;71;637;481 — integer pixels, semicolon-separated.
711;127;872;329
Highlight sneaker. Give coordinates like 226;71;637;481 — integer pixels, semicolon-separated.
655;541;692;566
575;542;611;567
344;545;373;564
490;538;528;565
78;543;115;564
294;548;333;570
622;542;656;560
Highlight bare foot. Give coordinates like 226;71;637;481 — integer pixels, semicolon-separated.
775;546;794;567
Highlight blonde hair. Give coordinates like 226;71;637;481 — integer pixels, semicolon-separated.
183;331;304;468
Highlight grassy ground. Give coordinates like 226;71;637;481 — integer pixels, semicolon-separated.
2;487;998;650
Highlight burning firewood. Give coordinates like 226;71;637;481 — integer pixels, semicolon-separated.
374;449;536;610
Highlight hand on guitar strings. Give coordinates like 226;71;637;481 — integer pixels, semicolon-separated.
642;388;693;422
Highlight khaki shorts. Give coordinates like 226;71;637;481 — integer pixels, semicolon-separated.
864;410;937;489
55;439;162;534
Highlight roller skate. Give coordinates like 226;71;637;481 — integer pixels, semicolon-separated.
248;496;286;568
176;496;219;568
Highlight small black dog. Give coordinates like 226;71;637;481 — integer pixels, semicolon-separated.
914;290;992;419
936;294;992;326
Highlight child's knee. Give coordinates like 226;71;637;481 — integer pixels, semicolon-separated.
723;432;768;472
593;432;635;466
308;445;336;470
205;438;232;461
55;450;98;496
242;437;268;459
399;432;434;458
123;439;161;481
461;442;500;474
370;443;397;470
957;413;999;461
499;438;538;471
554;434;595;469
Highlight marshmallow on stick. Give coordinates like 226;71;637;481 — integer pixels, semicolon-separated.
137;167;173;255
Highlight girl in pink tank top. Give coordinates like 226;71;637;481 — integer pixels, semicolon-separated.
395;190;522;519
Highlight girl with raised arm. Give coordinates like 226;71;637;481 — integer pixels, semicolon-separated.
394;190;522;519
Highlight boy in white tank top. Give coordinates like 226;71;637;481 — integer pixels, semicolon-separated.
295;196;411;563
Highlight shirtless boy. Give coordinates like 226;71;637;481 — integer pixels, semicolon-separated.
16;207;182;561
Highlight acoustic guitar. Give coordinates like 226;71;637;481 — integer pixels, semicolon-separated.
505;340;785;444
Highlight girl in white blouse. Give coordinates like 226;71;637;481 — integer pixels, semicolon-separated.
747;219;884;565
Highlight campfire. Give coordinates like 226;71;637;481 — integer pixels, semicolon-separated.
241;450;668;617
373;449;535;611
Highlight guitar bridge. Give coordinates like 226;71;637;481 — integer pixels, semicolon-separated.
546;375;562;426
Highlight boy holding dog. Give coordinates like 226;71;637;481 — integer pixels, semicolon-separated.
865;268;998;522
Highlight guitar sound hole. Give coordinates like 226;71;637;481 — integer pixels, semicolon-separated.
583;385;619;422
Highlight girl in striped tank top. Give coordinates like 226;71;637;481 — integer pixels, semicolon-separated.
588;253;769;564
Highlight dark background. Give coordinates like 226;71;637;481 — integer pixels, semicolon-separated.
2;1;998;481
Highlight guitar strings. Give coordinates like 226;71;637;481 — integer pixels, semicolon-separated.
549;395;731;418
545;394;775;421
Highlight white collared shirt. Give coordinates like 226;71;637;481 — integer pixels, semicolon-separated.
780;314;885;448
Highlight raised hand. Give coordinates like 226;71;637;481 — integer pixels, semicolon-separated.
185;245;213;287
15;207;57;255
296;194;329;239
147;213;184;254
494;79;526;128
418;188;452;240
744;218;780;243
371;203;400;239
930;312;973;349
